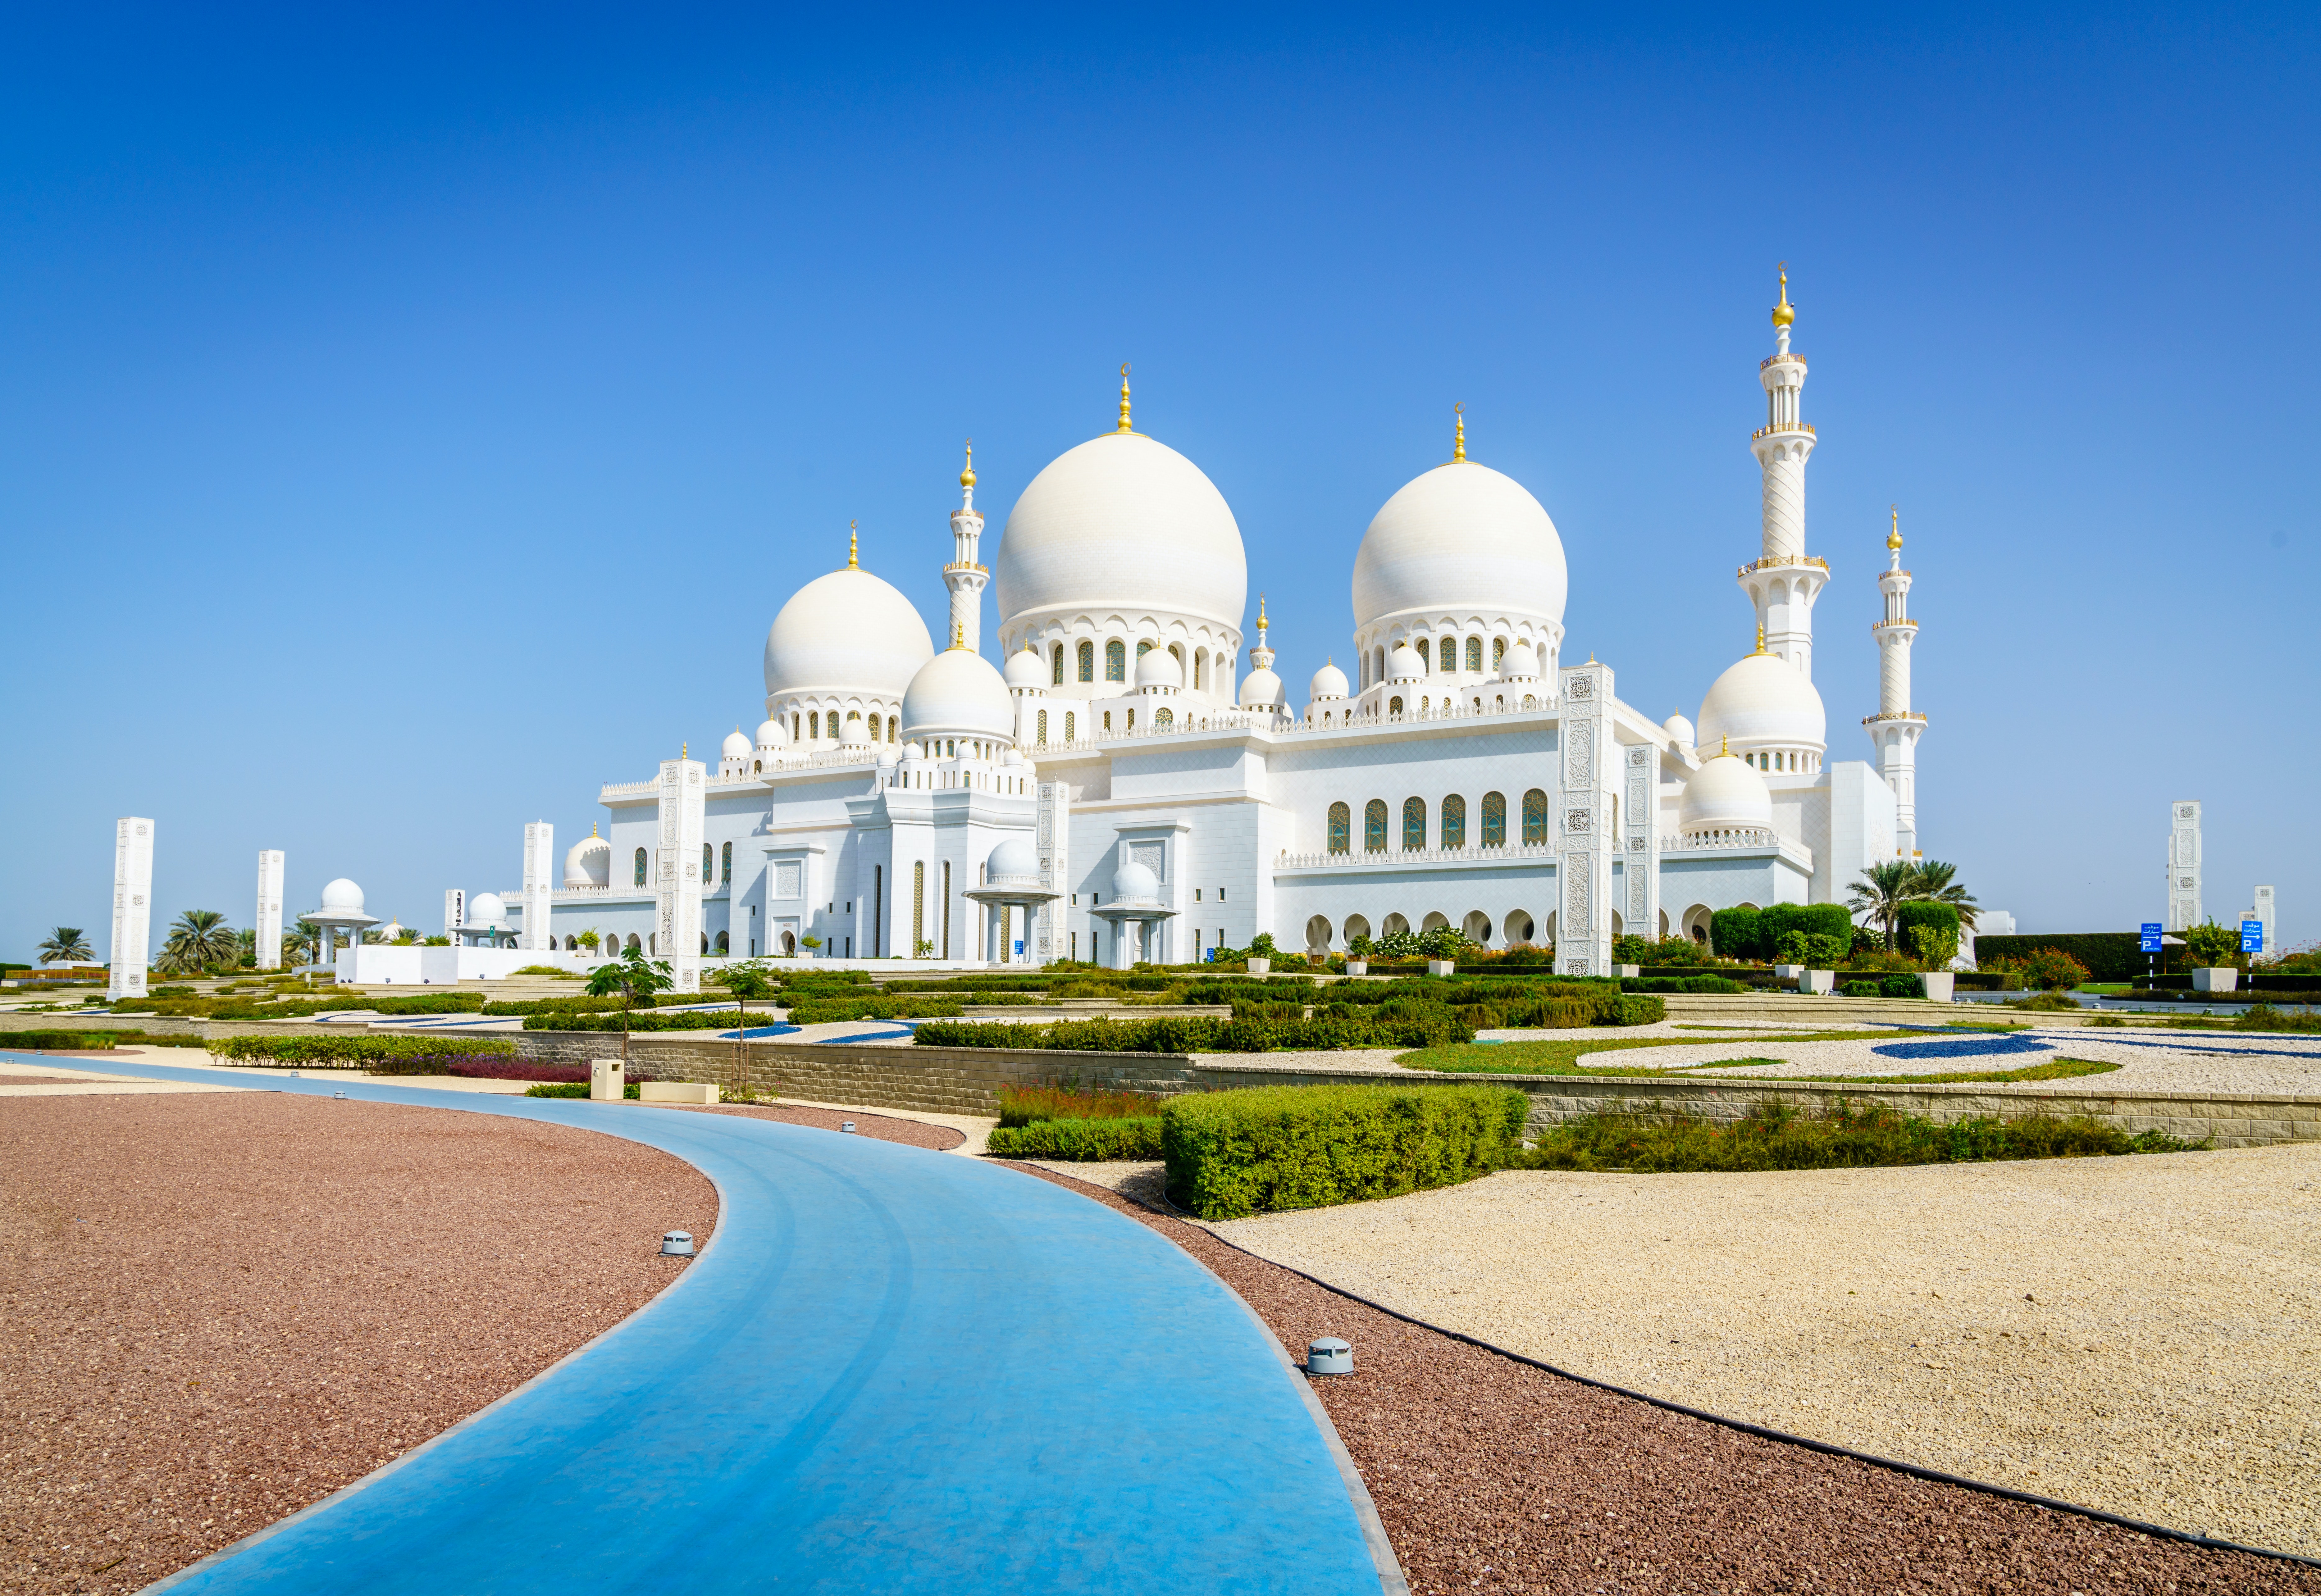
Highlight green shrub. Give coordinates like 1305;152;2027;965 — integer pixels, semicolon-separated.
481;994;637;1016
1163;1084;1531;1219
1708;907;1761;961
525;1080;641;1098
1972;933;2146;983
207;1034;517;1070
784;997;965;1024
0;1030;118;1049
1840;981;1879;997
520;1008;751;1032
986;1117;1166;1159
1879;974;1924;998
510;964;580;977
912;1012;1474;1053
995;1083;1163;1127
1623;974;1748;994
1518;1099;2204;1173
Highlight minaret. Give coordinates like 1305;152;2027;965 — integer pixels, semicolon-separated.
1863;506;1927;857
1248;593;1275;676
1740;265;1828;680
944;442;987;652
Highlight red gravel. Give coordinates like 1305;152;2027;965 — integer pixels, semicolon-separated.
1;1094;716;1596
699;1102;965;1150
1005;1164;2320;1596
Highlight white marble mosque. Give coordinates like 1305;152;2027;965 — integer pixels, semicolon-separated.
334;273;1940;987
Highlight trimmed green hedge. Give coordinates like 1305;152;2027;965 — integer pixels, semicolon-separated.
913;1013;1475;1053
520;1008;750;1032
0;1030;118;1049
783;997;965;1024
1974;932;2148;983
986;1117;1167;1159
1163;1084;1531;1219
208;1034;517;1070
1621;974;1749;994
1709;903;1855;962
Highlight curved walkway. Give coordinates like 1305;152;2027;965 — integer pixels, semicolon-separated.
6;1053;1390;1595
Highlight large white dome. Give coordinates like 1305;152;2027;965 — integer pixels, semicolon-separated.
1697;650;1826;751
1679;751;1775;834
319;878;364;912
992;432;1247;630
762;566;935;704
901;646;1015;743
467;891;508;926
1352;461;1567;632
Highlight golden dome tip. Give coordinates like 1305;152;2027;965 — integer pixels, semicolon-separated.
960;440;976;489
1771;262;1796;328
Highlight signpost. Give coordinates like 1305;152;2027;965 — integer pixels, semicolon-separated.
2242;919;2264;956
2141;921;2163;984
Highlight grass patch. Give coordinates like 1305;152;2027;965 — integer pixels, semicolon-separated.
1517;1098;2205;1173
995;1083;1163;1128
2086;1004;2321;1033
1398;1030;1901;1076
1734;1057;2121;1085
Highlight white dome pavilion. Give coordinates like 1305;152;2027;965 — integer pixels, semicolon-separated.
320;878;365;912
467;892;508;927
720;728;752;760
754;718;789;749
986;838;1041;884
1110;859;1161;903
1003;645;1047;689
901;645;1015;744
1679;749;1775;835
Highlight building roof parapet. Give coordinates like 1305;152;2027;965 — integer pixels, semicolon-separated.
1869;618;1920;632
1275;842;1561;871
1750;422;1816;440
1737;555;1829;578
1759;352;1807;371
1861;710;1929;725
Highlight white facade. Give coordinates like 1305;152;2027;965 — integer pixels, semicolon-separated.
505;279;1933;967
109;817;154;999
255;849;285;971
2167;800;2202;931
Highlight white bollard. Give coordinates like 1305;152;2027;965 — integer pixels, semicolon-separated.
590;1058;626;1101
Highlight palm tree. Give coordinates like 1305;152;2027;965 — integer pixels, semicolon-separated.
1906;860;1980;931
1848;860;1917;948
157;910;238;974
282;920;320;966
37;927;94;965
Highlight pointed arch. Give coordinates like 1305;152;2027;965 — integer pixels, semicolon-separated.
1364;799;1388;853
1328;801;1351;855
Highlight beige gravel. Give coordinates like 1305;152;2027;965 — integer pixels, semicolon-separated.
1205;1144;2321;1557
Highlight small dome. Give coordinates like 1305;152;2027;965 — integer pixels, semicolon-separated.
1697;650;1827;752
720;728;752;760
1385;644;1424;682
754;717;789;748
1003;646;1048;689
1309;661;1349;700
762;565;935;705
987;838;1040;882
1663;712;1696;749
1004;747;1028;767
1135;647;1183;689
1679;752;1774;834
903;740;925;760
1353;461;1568;632
1239;667;1284;707
1497;642;1539;681
1111;860;1160;901
319;878;365;912
467;891;508;925
564;833;612;889
902;646;1015;743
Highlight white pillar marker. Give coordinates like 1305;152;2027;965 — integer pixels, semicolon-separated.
522;822;554;952
109;817;154;1000
256;850;285;970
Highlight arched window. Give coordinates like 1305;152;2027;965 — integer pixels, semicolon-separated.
1373;647;1384;685
1193;651;1206;690
1442;793;1466;849
753;760;761;774
809;711;820;740
1388;695;1403;716
721;842;732;884
1065;710;1076;742
791;714;801;740
1481;791;1507;847
700;932;709;955
1364;799;1388;853
1078;640;1095;681
1440;642;1455;674
1465;637;1483;673
702;843;713;884
1037;709;1048;745
1402;797;1426;852
1415;638;1429;671
1492;636;1506;669
627;933;641;952
888;716;898;742
1106;640;1126;681
1155;707;1173;728
633;848;648;887
913;860;925;955
1328;802;1351;854
716;930;729;955
1168;643;1182;666
1521;788;1549;845
1051;643;1065;686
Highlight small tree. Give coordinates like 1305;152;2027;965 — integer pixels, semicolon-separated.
914;938;936;959
2178;919;2243;969
585;944;676;1063
719;962;780;1079
577;928;602;953
1848;861;1917;949
1346;932;1375;960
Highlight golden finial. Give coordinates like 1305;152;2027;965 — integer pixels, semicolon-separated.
960;440;975;489
1887;504;1903;551
681;740;688;759
1117;363;1133;434
1753;623;1767;654
591;823;597;838
1772;262;1795;329
1721;734;1730;757
1258;592;1268;630
951;620;966;650
847;519;859;569
1452;402;1466;463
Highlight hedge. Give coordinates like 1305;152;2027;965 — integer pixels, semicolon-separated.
985;1117;1167;1159
1972;933;2148;983
912;1013;1475;1053
520;1008;750;1032
0;1030;118;1049
783;997;965;1025
207;1034;518;1071
1163;1084;1530;1220
1621;974;1749;994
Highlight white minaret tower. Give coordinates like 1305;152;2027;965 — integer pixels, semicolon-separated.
1864;507;1927;858
945;443;987;653
1740;266;1828;681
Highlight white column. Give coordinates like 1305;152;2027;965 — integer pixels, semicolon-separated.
255;850;285;970
1740;271;1826;681
1623;743;1661;942
522;821;554;952
2166;801;2202;932
1036;779;1071;964
1555;665;1617;977
945;447;988;652
1865;513;1927;857
656;758;706;990
443;889;466;942
108;817;154;1000
2253;885;2276;956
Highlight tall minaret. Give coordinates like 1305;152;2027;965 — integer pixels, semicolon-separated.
945;442;988;652
1740;265;1828;680
1864;506;1927;857
1247;593;1275;678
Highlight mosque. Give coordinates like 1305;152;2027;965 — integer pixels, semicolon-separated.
446;274;1930;984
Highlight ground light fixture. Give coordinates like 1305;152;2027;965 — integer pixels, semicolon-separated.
841;1121;856;1133
660;1230;695;1257
1307;1338;1352;1375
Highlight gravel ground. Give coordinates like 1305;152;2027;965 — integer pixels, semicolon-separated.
1;1094;716;1596
1006;1161;2321;1595
1200;1145;2321;1557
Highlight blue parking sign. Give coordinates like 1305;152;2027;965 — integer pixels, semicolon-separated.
2242;920;2264;953
2140;921;2163;953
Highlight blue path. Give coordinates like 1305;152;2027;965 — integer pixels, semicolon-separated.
12;1053;1388;1595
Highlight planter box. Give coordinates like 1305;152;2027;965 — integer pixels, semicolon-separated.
1426;960;1457;977
640;1081;719;1105
1343;960;1368;976
1245;958;1271;976
1918;972;1955;1002
2191;967;2240;993
1615;964;1640;978
1773;963;1806;980
1800;969;1835;995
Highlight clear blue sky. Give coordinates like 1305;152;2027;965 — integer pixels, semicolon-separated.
3;3;2313;961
